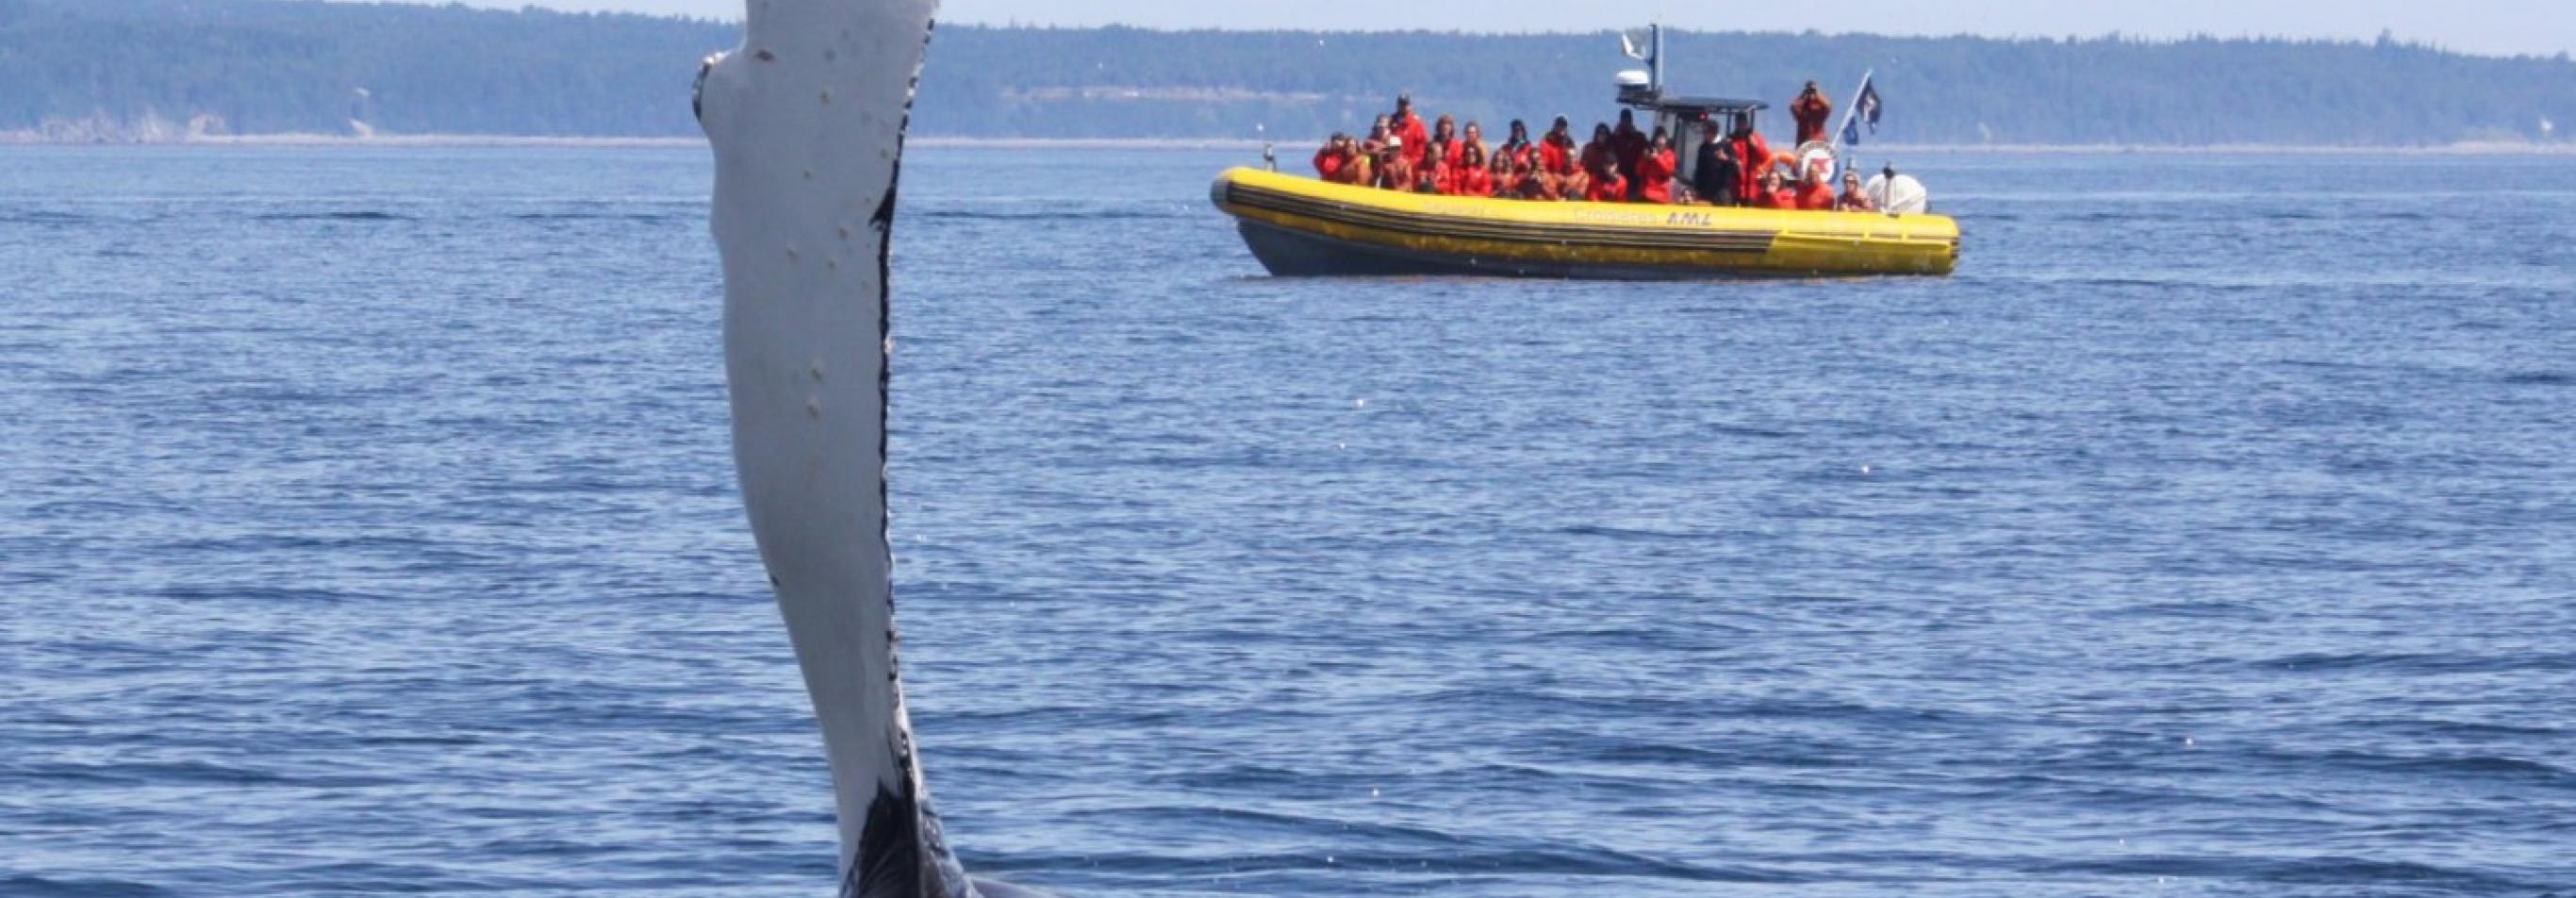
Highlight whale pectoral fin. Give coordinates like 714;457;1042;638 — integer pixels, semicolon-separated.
702;1;986;897
846;783;922;898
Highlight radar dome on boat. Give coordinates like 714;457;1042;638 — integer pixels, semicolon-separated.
1615;70;1657;106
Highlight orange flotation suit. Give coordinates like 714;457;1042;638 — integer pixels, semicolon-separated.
1730;133;1774;205
1583;169;1627;203
1454;165;1492;197
1635;148;1676;204
1795;179;1837;210
1539;139;1575;178
1393;112;1430;169
1792;92;1833;145
1327;154;1370;187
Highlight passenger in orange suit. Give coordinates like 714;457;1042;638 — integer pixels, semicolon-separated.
1513;149;1558;200
1326;135;1373;187
1756;166;1799;209
1417;141;1455;194
1500;119;1536;168
1430;114;1459;161
1792;81;1834;145
1727;117;1775;206
1454;142;1493;197
1391;93;1430;168
1585;174;1627;203
1539;115;1580;197
1461;121;1487;161
1795;164;1838;210
1313;132;1348;180
1579;124;1627;203
1518;162;1558;200
1635;127;1678;204
1335;150;1373;187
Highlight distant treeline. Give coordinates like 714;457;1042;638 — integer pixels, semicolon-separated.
2;0;2570;145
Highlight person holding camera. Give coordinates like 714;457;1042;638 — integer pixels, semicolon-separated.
1792;80;1834;145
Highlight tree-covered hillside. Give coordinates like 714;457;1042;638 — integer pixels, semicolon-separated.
0;0;735;138
1;0;2568;145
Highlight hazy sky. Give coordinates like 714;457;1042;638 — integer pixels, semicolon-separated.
342;0;2576;58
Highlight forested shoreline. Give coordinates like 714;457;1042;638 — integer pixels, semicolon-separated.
2;0;2568;146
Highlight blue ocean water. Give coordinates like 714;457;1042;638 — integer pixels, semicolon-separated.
2;144;2573;897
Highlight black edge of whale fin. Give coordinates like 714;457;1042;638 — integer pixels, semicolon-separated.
841;781;920;898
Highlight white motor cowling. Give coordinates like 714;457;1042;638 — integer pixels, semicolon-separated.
1865;172;1930;215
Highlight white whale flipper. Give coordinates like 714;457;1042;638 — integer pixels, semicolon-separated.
698;3;1045;897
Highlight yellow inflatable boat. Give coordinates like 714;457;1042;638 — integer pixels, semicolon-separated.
1210;167;1958;280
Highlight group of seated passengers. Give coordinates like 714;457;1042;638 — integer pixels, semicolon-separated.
1311;89;1877;212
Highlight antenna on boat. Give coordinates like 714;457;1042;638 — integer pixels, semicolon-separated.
1258;123;1276;172
1653;24;1665;94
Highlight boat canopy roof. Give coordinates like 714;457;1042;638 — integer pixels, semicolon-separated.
1615;79;1768;120
1642;94;1768;115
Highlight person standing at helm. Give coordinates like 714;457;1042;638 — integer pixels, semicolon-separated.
1391;93;1430;169
1692;120;1738;207
1792;81;1834;145
1635;127;1678;204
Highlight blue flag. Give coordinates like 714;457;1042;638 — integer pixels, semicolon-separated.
1841;76;1883;146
